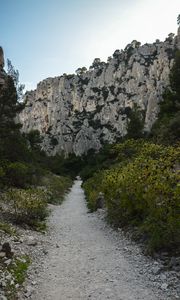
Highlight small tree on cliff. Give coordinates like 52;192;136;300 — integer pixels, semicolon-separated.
7;59;25;100
177;14;180;26
126;104;145;139
151;50;180;144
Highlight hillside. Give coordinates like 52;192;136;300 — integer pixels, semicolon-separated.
19;27;180;156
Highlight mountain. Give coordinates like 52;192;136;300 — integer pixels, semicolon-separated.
19;27;180;156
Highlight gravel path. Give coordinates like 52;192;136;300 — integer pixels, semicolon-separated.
31;180;178;300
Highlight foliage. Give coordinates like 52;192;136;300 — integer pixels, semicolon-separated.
151;50;180;144
0;222;16;235
4;255;31;299
75;67;87;75
80;145;118;181
4;188;48;227
7;59;25;100
40;173;72;204
8;255;31;285
177;14;180;26
0;74;29;167
5;162;34;188
25;129;42;150
83;172;104;211
0;76;23;134
126;104;145;139
83;140;180;253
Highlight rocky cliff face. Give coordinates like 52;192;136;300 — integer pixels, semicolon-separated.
19;29;180;156
0;47;6;86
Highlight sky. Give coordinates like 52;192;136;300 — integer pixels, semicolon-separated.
0;0;179;90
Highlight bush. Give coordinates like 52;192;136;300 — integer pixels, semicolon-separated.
5;162;34;188
0;222;16;235
40;173;72;204
5;255;31;299
83;173;103;211
0;165;5;187
5;188;48;227
83;140;180;253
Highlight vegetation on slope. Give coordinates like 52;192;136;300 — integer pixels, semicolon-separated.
0;59;72;299
83;141;180;253
0;62;72;231
83;50;180;254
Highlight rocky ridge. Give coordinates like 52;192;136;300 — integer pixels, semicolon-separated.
19;28;180;156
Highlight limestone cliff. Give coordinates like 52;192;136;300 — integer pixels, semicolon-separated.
19;29;180;156
0;47;6;86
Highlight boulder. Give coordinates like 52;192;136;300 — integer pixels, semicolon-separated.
1;242;13;258
96;192;105;209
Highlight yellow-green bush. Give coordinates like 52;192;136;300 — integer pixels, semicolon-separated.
83;141;180;252
83;172;104;211
40;173;72;204
5;188;48;227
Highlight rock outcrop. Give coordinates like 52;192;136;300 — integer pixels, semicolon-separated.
0;46;4;69
19;28;180;156
0;47;6;86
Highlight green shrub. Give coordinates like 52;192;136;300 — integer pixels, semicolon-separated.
5;188;48;227
0;165;5;187
0;166;5;178
5;162;34;188
8;255;31;285
83;141;180;252
40;173;72;204
83;172;103;211
5;255;31;299
0;222;16;235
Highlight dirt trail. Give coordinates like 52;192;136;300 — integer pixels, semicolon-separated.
31;180;171;300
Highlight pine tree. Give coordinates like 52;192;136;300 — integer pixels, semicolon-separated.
7;59;25;101
177;14;180;26
0;75;26;161
151;50;180;144
126;104;144;139
0;76;23;136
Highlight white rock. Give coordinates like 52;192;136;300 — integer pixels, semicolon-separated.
161;283;169;290
19;30;180;156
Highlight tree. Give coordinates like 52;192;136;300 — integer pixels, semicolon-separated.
0;75;27;161
177;14;180;26
126;104;145;139
75;67;87;76
151;50;180;144
0;76;23;134
90;58;101;69
7;59;25;101
26;129;42;150
170;50;180;96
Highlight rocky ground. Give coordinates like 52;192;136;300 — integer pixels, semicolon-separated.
0;179;180;300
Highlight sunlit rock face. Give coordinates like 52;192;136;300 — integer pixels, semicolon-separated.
19;29;180;156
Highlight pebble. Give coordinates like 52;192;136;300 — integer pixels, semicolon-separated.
0;296;7;300
4;259;11;265
0;252;6;258
161;283;169;290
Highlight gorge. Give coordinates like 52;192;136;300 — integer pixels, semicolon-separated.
19;27;180;156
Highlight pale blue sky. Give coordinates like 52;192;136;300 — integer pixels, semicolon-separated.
0;0;179;90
